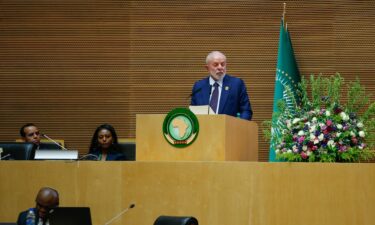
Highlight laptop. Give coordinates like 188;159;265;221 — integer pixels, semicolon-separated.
34;150;78;160
49;207;92;225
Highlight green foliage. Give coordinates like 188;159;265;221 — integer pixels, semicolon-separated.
346;77;370;113
265;73;375;162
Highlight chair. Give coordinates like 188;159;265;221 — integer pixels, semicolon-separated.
117;138;136;161
154;216;198;225
116;142;136;161
0;142;36;160
0;223;17;225
16;138;65;150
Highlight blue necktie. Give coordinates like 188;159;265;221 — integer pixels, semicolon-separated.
209;82;219;113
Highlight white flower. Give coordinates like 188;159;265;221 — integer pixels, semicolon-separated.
302;145;307;151
305;122;311;127
298;130;305;136
314;138;319;144
275;149;280;154
325;111;331;116
340;112;349;121
287;149;292;154
336;132;341;137
310;133;316;141
309;125;316;133
286;120;292;129
318;134;324;141
359;131;365;138
292;118;301;124
328;140;335;147
307;151;312;156
312;117;317;122
337;124;343;130
357;122;364;128
350;131;356;137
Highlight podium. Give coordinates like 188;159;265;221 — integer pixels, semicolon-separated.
136;114;258;161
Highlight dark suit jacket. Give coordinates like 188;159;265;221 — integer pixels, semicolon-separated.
89;144;127;161
17;209;38;225
191;74;253;120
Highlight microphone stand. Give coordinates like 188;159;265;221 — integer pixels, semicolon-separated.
208;84;213;115
0;154;11;160
104;204;135;225
42;134;68;151
78;154;99;161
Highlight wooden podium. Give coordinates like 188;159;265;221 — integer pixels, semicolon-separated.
136;114;258;161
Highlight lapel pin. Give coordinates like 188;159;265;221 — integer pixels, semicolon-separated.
225;86;229;91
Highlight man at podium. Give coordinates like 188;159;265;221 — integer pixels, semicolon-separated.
190;51;253;120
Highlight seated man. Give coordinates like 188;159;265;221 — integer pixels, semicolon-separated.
20;123;62;150
17;187;59;225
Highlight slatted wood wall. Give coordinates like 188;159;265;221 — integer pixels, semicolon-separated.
0;1;374;161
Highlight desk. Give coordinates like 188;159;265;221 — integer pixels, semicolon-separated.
0;161;375;225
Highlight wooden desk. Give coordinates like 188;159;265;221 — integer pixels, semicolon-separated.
0;161;375;225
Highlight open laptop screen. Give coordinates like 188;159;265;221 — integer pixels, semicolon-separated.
49;207;92;225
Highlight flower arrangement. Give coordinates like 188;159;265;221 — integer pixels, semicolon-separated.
264;73;375;162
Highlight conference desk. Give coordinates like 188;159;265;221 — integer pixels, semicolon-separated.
0;161;375;225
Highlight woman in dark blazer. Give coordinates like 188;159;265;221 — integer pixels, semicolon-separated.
88;124;126;161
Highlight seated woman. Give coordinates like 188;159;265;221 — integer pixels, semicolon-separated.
88;124;126;161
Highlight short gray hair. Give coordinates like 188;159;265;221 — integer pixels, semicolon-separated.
205;51;226;64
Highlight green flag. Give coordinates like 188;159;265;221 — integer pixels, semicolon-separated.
269;19;301;162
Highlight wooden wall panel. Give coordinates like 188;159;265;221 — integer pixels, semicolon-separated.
0;1;374;161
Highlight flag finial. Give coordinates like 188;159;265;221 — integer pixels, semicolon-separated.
283;3;287;28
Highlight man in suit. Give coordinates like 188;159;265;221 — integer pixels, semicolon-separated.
20;123;42;146
20;123;62;150
191;51;253;120
17;187;59;225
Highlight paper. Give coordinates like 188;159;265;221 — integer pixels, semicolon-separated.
189;105;216;115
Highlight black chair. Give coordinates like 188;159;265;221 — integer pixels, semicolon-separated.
0;223;17;225
0;142;36;160
116;142;136;161
154;216;198;225
38;142;63;150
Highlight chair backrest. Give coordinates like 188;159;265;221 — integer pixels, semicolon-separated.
0;142;36;160
154;216;198;225
116;142;136;161
16;138;65;149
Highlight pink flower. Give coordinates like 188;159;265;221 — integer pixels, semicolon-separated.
326;120;333;126
298;136;305;143
301;152;308;159
351;137;358;145
339;145;347;152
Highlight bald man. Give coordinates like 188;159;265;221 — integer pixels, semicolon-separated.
191;51;253;120
17;187;59;225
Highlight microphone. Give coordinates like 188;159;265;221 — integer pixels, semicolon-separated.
208;84;213;115
0;154;11;160
42;134;68;151
78;154;99;161
104;203;135;225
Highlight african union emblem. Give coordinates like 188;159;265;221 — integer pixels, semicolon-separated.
163;108;199;147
